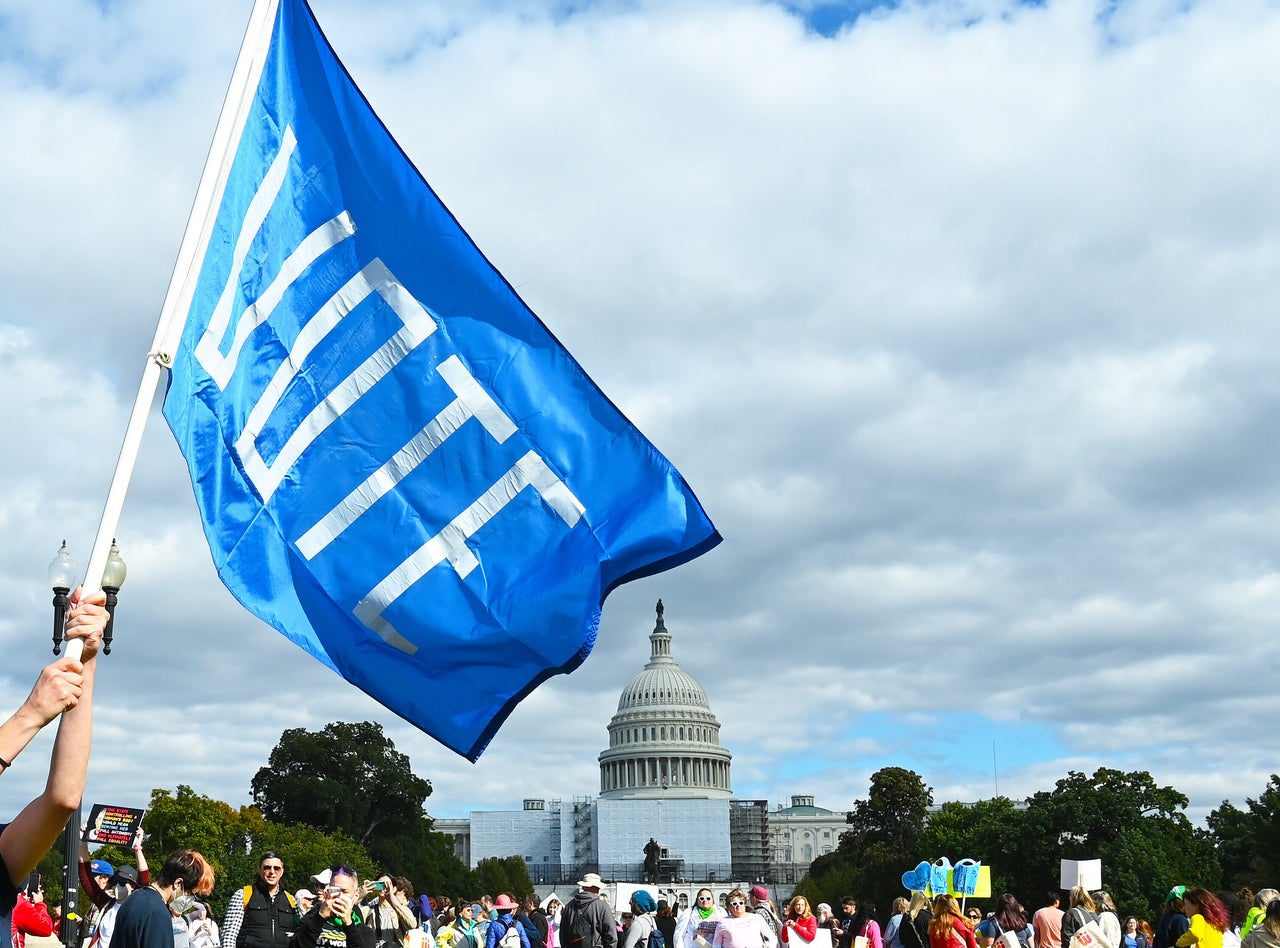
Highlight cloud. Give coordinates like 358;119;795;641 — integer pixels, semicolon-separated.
0;0;1277;845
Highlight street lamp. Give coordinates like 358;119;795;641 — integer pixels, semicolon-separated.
49;540;127;948
48;542;74;655
101;540;127;655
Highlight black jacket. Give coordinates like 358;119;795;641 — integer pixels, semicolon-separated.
899;911;932;948
238;881;299;948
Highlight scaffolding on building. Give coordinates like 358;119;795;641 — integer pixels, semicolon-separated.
728;799;771;882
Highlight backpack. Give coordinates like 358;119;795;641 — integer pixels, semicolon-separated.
647;923;666;948
244;885;297;911
500;920;524;948
566;906;597;948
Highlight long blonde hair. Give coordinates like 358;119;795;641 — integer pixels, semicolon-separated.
1069;887;1097;914
929;896;963;940
906;892;931;921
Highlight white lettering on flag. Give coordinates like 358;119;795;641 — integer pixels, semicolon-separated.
239;271;436;501
233;258;437;501
194;126;364;388
354;450;585;654
295;354;518;559
187;124;589;660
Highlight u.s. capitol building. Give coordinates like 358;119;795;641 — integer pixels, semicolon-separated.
433;602;847;886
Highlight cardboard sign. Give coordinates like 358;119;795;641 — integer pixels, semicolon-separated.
1059;859;1102;891
903;858;990;897
82;804;145;846
947;865;991;898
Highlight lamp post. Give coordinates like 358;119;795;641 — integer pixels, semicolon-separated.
49;541;126;948
100;540;127;655
49;542;74;655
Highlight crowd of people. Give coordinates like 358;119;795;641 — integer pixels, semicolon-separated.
786;885;1280;948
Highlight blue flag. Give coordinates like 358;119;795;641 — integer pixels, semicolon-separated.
162;0;719;760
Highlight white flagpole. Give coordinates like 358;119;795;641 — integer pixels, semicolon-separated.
65;0;282;661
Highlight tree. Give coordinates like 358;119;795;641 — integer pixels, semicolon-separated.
472;856;533;901
1208;774;1280;889
251;721;470;896
920;797;1026;899
800;767;933;912
1016;768;1218;919
141;784;374;918
845;767;934;855
252;722;431;849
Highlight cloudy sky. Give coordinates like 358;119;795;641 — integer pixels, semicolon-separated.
2;0;1279;843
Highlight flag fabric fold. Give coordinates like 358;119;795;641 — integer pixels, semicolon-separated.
162;0;719;760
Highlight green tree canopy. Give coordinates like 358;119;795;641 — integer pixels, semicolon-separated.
803;767;933;912
252;722;432;849
1208;774;1280;890
138;784;374;917
1017;768;1218;919
471;856;534;901
250;721;470;897
920;796;1026;900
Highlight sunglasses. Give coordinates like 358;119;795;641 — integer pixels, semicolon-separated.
729;901;746;908
262;866;284;873
968;915;981;921
697;897;714;903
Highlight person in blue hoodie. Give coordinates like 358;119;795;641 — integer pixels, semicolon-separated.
487;896;531;948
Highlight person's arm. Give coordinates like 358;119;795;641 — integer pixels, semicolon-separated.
870;921;884;948
960;920;978;948
384;882;416;932
78;849;109;910
600;906;618;948
221;888;246;948
797;919;818;943
884;919;900;948
0;589;106;887
978;922;995;948
0;659;80;776
1062;913;1080;946
131;829;151;885
14;895;55;937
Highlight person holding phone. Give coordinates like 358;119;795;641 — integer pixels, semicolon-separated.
364;875;416;948
12;874;54;948
295;865;374;948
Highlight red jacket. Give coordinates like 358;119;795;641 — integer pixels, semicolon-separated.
929;918;977;948
12;893;54;948
783;918;819;944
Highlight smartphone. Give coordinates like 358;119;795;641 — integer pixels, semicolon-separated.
24;873;40;897
325;886;342;899
372;881;388;892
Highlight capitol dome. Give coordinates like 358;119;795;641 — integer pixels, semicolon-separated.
598;601;732;800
